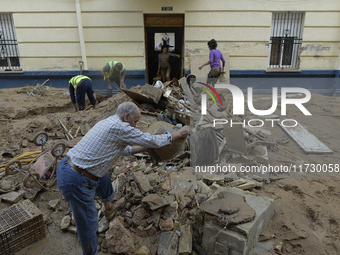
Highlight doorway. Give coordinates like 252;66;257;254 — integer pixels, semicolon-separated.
144;14;184;84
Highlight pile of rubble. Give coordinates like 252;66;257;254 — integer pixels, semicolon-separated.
3;76;333;255
50;76;280;255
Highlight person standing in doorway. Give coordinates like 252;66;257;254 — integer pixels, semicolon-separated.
199;39;225;86
157;44;180;83
101;61;126;97
68;75;96;112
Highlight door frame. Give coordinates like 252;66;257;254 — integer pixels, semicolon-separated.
144;14;184;84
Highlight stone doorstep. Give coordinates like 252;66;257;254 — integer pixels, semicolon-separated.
202;187;275;255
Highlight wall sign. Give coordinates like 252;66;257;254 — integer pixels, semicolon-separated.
162;7;173;11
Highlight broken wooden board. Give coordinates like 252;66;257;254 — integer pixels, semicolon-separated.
279;122;333;154
179;77;195;105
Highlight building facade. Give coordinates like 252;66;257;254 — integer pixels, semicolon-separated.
1;0;339;94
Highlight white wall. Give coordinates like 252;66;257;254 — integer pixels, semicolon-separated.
1;0;339;71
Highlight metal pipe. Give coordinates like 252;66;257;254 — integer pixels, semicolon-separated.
75;0;88;70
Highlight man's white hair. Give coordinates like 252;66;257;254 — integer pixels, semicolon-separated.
116;102;138;118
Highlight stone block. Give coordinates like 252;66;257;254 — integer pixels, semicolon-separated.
157;231;178;255
178;224;192;255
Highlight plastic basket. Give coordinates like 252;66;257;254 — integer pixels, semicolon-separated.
0;199;46;255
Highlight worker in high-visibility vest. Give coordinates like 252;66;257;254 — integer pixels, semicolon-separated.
69;75;96;111
101;61;126;97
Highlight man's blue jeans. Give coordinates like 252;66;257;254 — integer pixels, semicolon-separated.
57;157;115;255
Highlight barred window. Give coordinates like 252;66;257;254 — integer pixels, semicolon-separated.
268;12;304;70
0;13;21;71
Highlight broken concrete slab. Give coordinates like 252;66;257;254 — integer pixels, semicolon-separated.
202;188;275;255
142;194;175;210
178;224;192;255
0;191;24;204
200;192;255;225
279;122;333;154
132;171;153;194
157;231;179;255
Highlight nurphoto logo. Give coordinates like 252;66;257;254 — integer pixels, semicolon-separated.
199;83;312;128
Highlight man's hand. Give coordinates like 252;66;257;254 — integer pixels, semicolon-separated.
171;126;190;141
199;66;203;70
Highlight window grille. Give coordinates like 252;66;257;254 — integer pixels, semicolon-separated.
0;14;21;70
268;12;304;69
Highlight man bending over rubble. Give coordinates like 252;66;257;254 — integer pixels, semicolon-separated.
68;75;97;111
56;101;190;255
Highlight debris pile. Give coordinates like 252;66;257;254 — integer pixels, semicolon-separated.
0;77;337;255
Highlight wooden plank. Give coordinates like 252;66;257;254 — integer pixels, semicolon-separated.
279;122;333;154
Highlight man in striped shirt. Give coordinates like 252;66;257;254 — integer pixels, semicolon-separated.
57;102;190;255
